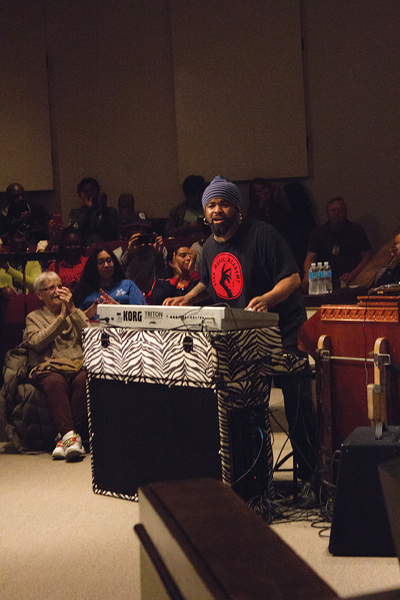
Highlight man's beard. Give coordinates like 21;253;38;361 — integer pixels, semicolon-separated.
209;213;240;238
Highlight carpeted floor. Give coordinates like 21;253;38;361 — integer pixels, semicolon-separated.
2;389;399;599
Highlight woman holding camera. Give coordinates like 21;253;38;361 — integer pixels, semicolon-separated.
73;245;146;319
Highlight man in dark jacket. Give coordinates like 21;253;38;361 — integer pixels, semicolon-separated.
68;177;118;246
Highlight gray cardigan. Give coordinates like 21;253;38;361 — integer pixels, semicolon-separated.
24;306;89;369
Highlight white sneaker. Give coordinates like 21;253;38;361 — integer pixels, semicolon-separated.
52;436;66;460
62;430;86;462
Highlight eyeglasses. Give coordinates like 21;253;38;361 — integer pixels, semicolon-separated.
97;257;113;266
40;284;61;293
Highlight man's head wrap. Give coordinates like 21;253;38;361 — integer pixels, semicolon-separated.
201;176;243;212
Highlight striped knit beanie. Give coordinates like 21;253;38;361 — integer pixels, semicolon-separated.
201;176;243;212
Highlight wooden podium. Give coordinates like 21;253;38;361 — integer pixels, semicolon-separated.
299;294;400;480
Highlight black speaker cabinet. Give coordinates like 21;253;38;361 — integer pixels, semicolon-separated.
379;457;400;561
88;378;222;499
329;426;400;557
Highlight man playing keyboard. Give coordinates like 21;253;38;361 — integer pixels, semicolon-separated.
164;175;318;508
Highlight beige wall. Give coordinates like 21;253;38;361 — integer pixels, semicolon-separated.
301;0;399;250
170;0;308;182
43;0;307;222
3;0;398;253
44;0;179;221
1;1;53;191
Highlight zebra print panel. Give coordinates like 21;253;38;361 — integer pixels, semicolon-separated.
83;326;303;385
209;327;306;382
93;486;138;502
83;328;215;386
84;325;305;507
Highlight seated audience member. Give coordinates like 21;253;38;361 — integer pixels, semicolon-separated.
73;245;146;319
36;214;65;253
164;175;207;237
68;177;118;246
114;221;167;296
147;245;200;305
47;227;88;292
248;178;288;230
302;197;372;291
190;221;212;276
118;193;147;232
24;272;89;461
0;183;49;245
190;239;205;275
247;178;303;270
0;222;42;297
374;233;400;287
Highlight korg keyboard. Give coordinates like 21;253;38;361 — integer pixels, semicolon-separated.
97;304;279;331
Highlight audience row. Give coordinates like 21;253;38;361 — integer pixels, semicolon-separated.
1;175;398;320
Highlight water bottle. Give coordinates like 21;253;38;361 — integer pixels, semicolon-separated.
317;262;325;294
324;261;333;293
308;263;318;295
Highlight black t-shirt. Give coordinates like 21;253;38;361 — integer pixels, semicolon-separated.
307;220;371;282
201;219;306;349
147;274;200;305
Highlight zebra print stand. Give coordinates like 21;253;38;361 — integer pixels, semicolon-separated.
83;326;305;514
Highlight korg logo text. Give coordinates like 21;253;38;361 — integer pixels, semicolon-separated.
123;310;143;322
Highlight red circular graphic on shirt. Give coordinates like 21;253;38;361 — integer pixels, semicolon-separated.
211;253;243;299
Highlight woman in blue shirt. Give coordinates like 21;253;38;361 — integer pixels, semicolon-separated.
73;245;146;319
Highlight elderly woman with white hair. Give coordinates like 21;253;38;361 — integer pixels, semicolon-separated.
24;271;90;461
